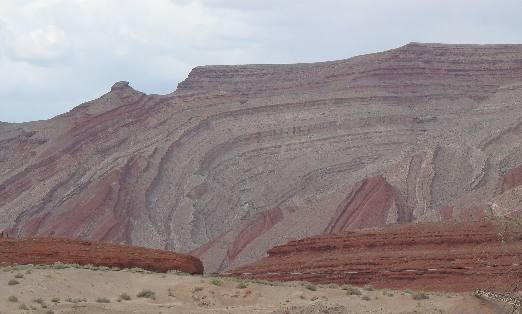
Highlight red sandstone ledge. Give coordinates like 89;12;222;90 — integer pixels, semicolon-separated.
0;236;203;274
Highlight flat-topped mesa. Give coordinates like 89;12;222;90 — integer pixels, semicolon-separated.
175;43;522;102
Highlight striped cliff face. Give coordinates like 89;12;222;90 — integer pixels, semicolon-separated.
2;43;522;272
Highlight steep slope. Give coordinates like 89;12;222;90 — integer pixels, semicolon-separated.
2;43;522;272
230;220;522;292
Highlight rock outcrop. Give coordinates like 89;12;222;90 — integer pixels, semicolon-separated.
230;220;522;292
2;43;522;272
0;236;204;274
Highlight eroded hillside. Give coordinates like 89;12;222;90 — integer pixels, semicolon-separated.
2;43;522;272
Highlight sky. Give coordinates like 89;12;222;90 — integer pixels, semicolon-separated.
1;0;522;122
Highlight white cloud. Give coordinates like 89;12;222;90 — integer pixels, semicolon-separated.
0;0;522;122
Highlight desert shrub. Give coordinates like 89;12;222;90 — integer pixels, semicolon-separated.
19;304;29;310
361;295;371;301
328;283;338;289
14;273;24;279
345;287;362;295
137;289;156;299
363;284;374;291
51;297;60;303
210;278;223;286
33;298;45;305
304;284;317;291
412;292;429;300
8;295;18;302
96;297;110;303
8;279;20;285
120;293;131;301
236;282;248;289
193;287;204;292
52;262;68;269
46;310;55;314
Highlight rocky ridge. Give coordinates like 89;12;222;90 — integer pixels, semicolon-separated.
1;43;522;272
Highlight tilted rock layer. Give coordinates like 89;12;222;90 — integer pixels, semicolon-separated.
0;236;203;274
2;43;522;272
230;220;522;292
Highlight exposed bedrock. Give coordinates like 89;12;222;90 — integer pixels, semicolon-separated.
2;43;522;272
230;220;522;292
0;236;204;274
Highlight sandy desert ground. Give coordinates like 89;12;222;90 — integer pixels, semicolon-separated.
0;265;512;314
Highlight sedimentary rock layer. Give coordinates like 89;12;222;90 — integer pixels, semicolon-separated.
2;43;522;272
230;220;522;292
0;236;203;274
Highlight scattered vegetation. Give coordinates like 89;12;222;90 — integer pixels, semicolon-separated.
8;295;18;302
120;293;131;301
345;286;362;296
18;304;29;310
46;310;55;314
363;284;375;291
193;286;204;292
236;282;248;289
412;292;430;300
14;273;24;278
96;297;111;303
51;297;60;303
210;278;223;286
361;295;371;301
137;289;156;299
304;284;317;291
327;283;338;289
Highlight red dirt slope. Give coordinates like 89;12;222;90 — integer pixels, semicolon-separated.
0;237;203;274
230;220;522;292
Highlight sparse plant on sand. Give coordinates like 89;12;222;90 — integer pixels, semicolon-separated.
345;287;362;296
137;289;156;299
236;282;248;289
304;284;317;291
193;286;204;293
96;297;111;303
8;295;18;302
46;310;55;314
361;295;371;301
8;279;20;285
363;284;374;291
328;283;338;289
412;292;430;300
19;304;29;310
120;293;131;301
51;297;60;303
210;278;223;286
14;273;24;279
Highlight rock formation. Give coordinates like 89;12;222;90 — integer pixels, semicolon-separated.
1;43;522;272
230;220;522;292
0;236;203;274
